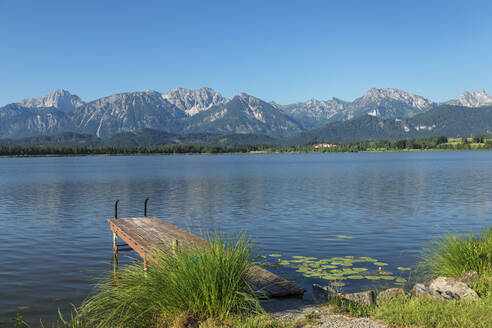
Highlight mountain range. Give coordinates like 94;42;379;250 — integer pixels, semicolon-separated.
282;105;492;145
1;87;492;142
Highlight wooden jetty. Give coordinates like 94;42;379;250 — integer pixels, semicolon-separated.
108;204;305;298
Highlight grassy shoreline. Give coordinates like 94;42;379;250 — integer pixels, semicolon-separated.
327;226;492;328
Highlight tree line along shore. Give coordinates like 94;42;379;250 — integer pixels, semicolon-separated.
1;136;492;157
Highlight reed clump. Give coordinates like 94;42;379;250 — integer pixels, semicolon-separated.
419;225;492;279
78;233;263;328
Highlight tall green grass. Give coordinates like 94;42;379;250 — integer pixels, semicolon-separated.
419;226;492;278
79;233;262;328
374;294;492;328
40;308;85;328
375;226;492;327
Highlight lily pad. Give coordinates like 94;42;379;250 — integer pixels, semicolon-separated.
331;281;346;287
397;267;411;271
268;254;282;257
336;235;355;239
347;275;364;279
379;271;393;275
373;262;388;266
358;257;378;262
381;276;395;280
322;265;337;269
324;275;347;281
365;276;381;280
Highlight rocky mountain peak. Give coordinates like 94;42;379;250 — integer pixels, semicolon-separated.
236;92;252;100
162;87;228;116
358;88;434;110
457;89;492;107
234;93;269;109
19;89;85;112
143;89;162;96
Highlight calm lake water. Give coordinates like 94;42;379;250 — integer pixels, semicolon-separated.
0;152;491;325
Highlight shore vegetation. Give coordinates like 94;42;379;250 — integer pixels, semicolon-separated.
2;136;492;157
330;225;492;328
77;233;264;328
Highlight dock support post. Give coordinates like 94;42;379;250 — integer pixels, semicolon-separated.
144;198;149;217
112;232;118;273
172;239;179;254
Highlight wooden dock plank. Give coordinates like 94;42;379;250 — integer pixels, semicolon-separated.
108;217;305;298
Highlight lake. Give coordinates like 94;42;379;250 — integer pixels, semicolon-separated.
0;152;491;325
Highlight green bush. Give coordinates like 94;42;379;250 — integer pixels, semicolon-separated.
419;226;492;279
375;226;492;328
79;233;262;328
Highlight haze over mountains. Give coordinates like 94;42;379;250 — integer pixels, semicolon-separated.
1;87;492;144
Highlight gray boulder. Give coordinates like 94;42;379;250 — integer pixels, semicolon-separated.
312;284;377;306
312;284;337;304
343;290;376;306
428;277;479;300
377;288;405;305
411;283;430;297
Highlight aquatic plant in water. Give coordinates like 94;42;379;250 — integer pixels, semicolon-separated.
259;253;410;289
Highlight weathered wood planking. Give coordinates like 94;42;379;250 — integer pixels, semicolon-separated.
108;217;306;298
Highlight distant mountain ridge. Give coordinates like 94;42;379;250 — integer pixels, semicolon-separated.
274;88;437;129
282;104;492;145
184;93;304;137
1;87;491;139
444;89;492;107
2;105;492;147
71;90;186;138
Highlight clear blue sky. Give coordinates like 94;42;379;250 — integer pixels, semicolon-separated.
1;0;491;105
